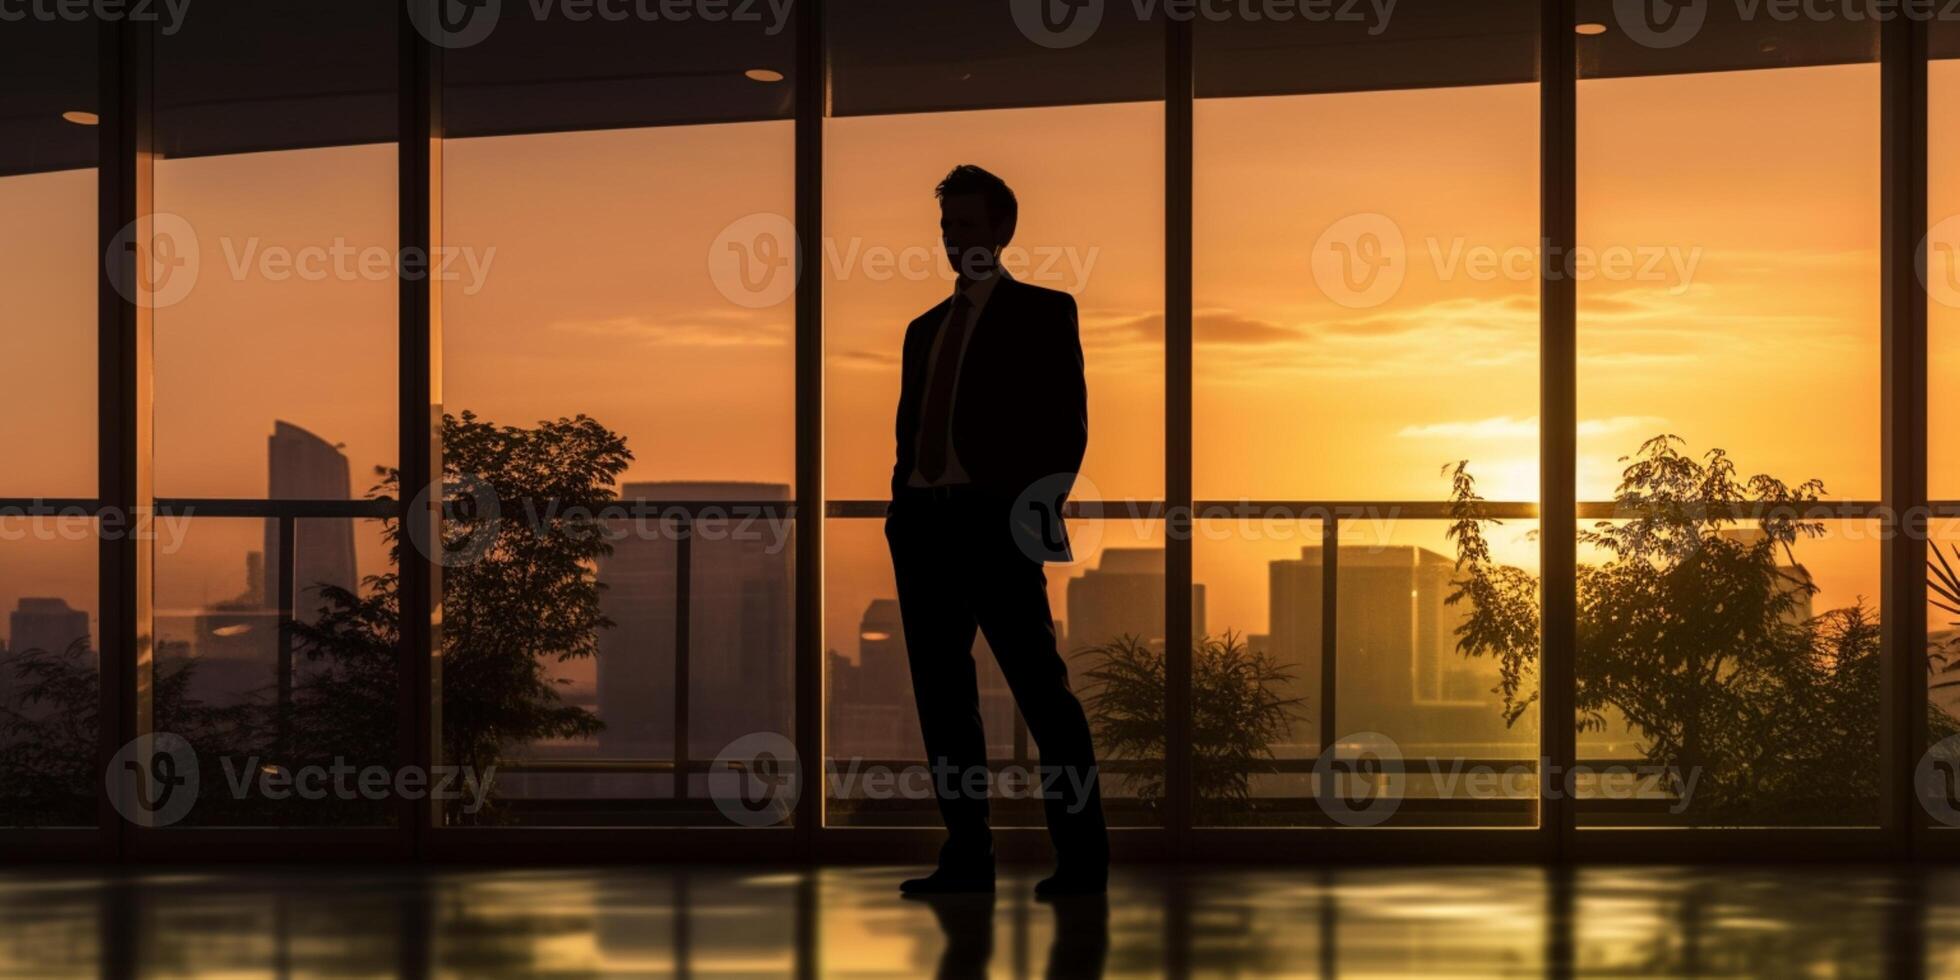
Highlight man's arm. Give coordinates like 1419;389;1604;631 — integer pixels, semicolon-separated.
1053;292;1088;480
889;313;927;500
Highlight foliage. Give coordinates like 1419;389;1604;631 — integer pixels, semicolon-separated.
0;638;264;825
1074;631;1303;822
293;410;630;823
1448;434;1958;823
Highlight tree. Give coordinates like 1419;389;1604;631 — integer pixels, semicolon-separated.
0;638;261;826
1074;631;1303;823
294;410;631;823
1449;434;1956;823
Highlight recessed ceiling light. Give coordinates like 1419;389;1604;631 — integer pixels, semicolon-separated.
1574;22;1608;35
61;110;99;126
744;68;784;83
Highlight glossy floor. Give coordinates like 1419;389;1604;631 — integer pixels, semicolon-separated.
0;864;1951;977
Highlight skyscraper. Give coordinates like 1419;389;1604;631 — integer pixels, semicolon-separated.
596;481;793;774
827;598;1018;762
1064;548;1205;654
7;597;89;658
3;597;92;719
263;421;358;613
1269;545;1526;758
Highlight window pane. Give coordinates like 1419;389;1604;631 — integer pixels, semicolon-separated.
153;517;392;827
1932;28;1960;496
1576;22;1880;828
441;12;797;827
825;518;1164;828
1335;518;1540;828
825;4;1165;502
0;18;97;830
1925;518;1960;832
152;4;398;498
0;516;97;828
1191;515;1322;826
0;19;95;499
823;102;1165;502
1194;5;1540;501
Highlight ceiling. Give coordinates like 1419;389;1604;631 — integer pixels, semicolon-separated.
0;1;1939;178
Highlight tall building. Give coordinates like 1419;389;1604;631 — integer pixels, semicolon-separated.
8;597;90;658
264;421;358;613
596;482;793;773
1064;548;1205;654
1269;545;1526;758
3;598;92;719
827;598;1018;762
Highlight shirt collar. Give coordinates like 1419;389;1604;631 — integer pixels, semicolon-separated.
955;268;1008;311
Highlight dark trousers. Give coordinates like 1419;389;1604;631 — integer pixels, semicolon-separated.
885;489;1109;868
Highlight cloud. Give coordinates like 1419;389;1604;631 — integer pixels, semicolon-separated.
1397;414;1668;441
830;348;900;370
548;310;787;347
1193;311;1304;345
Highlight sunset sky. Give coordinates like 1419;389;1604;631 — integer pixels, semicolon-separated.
1;59;1947;729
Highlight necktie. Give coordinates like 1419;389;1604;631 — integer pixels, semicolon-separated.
916;292;973;483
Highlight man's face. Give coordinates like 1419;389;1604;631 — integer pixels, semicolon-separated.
940;193;1002;281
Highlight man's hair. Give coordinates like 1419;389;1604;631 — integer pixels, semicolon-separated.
935;164;1018;241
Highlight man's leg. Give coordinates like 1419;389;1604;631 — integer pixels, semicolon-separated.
886;501;993;869
966;522;1109;880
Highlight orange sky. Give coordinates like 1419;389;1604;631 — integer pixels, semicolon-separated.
0;62;1939;702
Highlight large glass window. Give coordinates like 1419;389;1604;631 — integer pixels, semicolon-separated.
0;19;98;829
440;9;798;826
1193;3;1541;827
1575;13;1881;827
1926;14;1960;839
822;1;1166;828
147;3;400;827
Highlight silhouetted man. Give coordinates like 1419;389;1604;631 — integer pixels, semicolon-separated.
886;164;1108;897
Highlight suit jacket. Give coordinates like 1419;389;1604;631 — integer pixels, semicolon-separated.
890;276;1088;558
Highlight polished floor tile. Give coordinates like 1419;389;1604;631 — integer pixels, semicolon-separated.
0;864;1947;977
